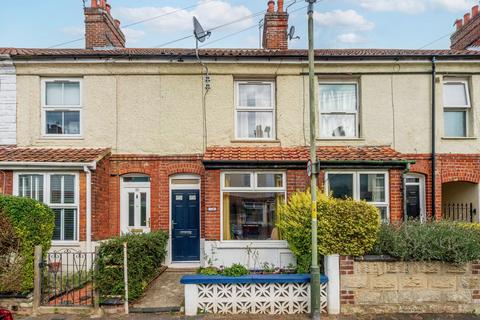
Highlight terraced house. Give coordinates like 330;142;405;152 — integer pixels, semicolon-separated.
1;0;480;268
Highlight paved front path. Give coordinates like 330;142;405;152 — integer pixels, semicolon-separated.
131;268;195;310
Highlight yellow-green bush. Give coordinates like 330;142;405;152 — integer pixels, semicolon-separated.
277;191;380;273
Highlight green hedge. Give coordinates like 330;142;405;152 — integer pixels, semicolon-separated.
277;191;380;273
95;231;168;302
370;221;480;263
0;195;55;292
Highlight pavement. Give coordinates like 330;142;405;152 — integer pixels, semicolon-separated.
16;314;480;320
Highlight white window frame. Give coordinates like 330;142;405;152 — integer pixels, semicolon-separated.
318;80;359;139
234;80;276;140
41;78;83;139
13;172;80;245
220;171;286;243
443;78;471;138
325;171;390;222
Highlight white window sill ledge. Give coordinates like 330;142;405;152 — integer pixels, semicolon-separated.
213;240;289;249
39;136;84;141
51;241;81;247
231;139;281;143
317;138;365;141
441;137;477;140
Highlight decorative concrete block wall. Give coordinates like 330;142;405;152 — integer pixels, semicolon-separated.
340;256;480;314
0;55;16;145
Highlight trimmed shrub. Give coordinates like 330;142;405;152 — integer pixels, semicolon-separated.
277;191;380;273
370;221;480;263
0;195;55;292
95;231;168;302
0;211;24;293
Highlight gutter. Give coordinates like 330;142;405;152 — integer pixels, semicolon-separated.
0;161;97;170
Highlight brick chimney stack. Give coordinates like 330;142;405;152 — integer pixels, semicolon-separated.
85;0;126;49
262;0;289;50
451;5;480;50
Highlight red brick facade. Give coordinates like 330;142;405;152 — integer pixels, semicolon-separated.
0;170;12;194
262;1;289;50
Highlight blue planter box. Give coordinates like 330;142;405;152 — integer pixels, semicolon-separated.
181;273;328;285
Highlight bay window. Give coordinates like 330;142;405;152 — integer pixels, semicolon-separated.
42;79;82;137
235;81;275;140
319;82;359;138
326;172;389;222
443;78;471;137
14;173;79;242
222;172;285;241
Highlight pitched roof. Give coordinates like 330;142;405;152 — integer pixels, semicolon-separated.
1;48;479;59
203;146;406;162
0;147;110;163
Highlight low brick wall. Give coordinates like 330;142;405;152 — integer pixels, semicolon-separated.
340;256;480;314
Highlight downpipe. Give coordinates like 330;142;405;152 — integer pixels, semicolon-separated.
431;57;437;221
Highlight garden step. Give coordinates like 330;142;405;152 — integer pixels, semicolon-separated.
130;306;182;313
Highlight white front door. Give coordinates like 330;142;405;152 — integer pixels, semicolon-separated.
121;186;151;234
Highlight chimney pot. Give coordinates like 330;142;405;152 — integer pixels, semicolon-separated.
99;0;106;9
267;0;275;13
472;5;479;17
114;19;121;28
106;3;111;14
455;19;463;30
464;13;471;24
278;0;284;12
90;0;98;8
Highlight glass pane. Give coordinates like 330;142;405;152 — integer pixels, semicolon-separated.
257;173;283;188
238;83;272;107
140;193;147;227
319;84;357;112
224;173;251;188
50;175;62;204
320;114;356;138
444;82;468;107
236;111;273;139
63;208;77;241
46;111;63;134
122;176;150;183
360;174;386;202
52;208;62;241
328;174;354;199
223;192;279;240
171;178;199;185
19;175;31;198
444;111;466;137
63;82;80;105
63;111;80;134
46;82;63;105
128;192;135;227
377;206;388;224
63;175;75;204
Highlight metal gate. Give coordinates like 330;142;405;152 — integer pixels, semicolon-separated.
40;249;96;306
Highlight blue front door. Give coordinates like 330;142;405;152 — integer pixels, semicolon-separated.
172;189;200;262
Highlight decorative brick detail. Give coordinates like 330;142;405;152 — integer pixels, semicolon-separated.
0;170;13;195
340;256;354;275
84;0;125;49
340;290;355;305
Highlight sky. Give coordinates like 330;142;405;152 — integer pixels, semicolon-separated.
0;0;478;50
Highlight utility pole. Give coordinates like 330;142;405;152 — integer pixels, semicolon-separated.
306;0;320;319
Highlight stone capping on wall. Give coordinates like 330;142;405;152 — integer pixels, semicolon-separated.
340;255;480;314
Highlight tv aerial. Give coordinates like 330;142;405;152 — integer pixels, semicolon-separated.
288;26;300;41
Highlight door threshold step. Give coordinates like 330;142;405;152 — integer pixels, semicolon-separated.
130;306;181;313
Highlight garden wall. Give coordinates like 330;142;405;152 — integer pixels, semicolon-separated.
340;256;480;314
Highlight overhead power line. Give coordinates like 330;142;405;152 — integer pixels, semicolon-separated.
417;32;452;50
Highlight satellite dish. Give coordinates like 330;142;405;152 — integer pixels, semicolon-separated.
288;26;300;41
193;17;211;43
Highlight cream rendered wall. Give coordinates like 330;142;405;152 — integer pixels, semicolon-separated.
13;61;480;155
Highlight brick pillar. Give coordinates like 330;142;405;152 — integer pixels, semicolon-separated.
0;170;13;195
339;256;355;306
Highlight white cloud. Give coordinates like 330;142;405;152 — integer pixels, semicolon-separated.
314;10;374;31
357;0;474;14
337;33;366;44
61;26;84;37
122;28;146;44
114;0;253;36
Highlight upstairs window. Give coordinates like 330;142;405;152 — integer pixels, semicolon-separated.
443;78;471;137
319;82;358;138
235;81;275;140
42;79;82;137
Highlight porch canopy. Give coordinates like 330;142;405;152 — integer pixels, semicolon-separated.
203;146;413;169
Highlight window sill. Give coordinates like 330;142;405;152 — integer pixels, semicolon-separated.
231;139;281;143
40;136;84;140
441;137;477;140
316;138;365;141
215;240;289;249
51;241;80;247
